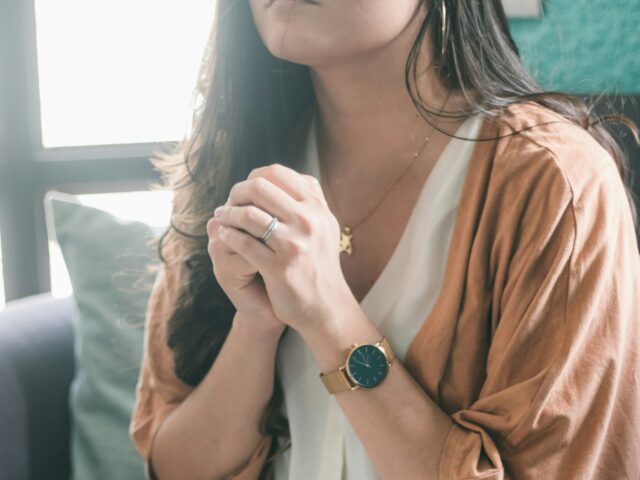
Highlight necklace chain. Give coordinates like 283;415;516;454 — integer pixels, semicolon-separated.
318;93;451;255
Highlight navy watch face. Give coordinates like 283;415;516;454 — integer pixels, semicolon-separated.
346;344;389;388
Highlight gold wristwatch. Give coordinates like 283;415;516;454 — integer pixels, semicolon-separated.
319;337;395;394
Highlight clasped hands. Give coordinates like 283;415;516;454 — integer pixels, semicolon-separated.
206;163;355;338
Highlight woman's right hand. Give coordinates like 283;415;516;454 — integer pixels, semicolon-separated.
207;212;286;336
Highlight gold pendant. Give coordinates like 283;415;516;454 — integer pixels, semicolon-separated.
339;225;354;255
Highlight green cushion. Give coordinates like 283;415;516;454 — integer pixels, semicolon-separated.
44;191;164;480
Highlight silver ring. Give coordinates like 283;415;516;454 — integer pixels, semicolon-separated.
259;216;279;244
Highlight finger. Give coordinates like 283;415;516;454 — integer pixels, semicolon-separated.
214;204;288;252
227;176;301;223
217;224;275;272
248;163;310;202
207;216;236;255
209;235;257;276
299;173;327;205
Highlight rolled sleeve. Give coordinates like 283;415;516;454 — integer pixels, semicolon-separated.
435;138;640;479
129;262;193;477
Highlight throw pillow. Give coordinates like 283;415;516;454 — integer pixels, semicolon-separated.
44;191;165;480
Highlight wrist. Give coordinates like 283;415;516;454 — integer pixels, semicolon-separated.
232;311;286;346
297;279;358;340
300;297;382;374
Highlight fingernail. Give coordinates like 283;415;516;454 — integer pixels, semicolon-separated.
214;206;224;217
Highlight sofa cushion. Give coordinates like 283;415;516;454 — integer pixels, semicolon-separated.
44;191;164;480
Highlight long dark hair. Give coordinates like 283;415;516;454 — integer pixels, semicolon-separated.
150;1;639;477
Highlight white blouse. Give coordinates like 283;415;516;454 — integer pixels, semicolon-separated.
273;111;485;480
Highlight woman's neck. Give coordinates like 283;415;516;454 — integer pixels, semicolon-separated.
307;23;468;180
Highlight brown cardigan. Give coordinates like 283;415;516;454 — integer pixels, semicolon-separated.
129;101;640;479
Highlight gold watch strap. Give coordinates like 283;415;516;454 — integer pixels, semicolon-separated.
379;337;395;363
319;365;358;393
319;337;395;394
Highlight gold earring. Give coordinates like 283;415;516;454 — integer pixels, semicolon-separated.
440;0;447;58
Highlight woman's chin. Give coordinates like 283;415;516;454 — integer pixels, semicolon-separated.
263;34;325;66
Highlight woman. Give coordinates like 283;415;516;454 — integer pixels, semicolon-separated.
129;0;640;479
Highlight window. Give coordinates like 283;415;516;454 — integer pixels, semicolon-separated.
501;0;543;18
0;0;215;305
35;0;216;148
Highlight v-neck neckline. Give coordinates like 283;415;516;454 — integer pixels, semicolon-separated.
303;112;484;309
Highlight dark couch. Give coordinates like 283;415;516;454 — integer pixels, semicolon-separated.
0;294;76;480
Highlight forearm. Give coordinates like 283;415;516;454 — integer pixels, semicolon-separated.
300;298;453;480
151;312;284;480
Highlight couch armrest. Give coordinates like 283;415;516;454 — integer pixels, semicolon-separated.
0;293;76;480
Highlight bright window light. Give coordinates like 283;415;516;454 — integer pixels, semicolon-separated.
502;0;543;18
34;0;216;148
49;190;173;298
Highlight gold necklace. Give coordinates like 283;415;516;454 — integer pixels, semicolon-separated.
318;94;450;256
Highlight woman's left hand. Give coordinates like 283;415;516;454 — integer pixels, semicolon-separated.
214;163;355;337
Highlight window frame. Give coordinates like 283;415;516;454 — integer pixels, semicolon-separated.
0;0;163;302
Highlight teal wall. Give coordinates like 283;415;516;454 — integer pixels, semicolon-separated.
508;0;640;93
